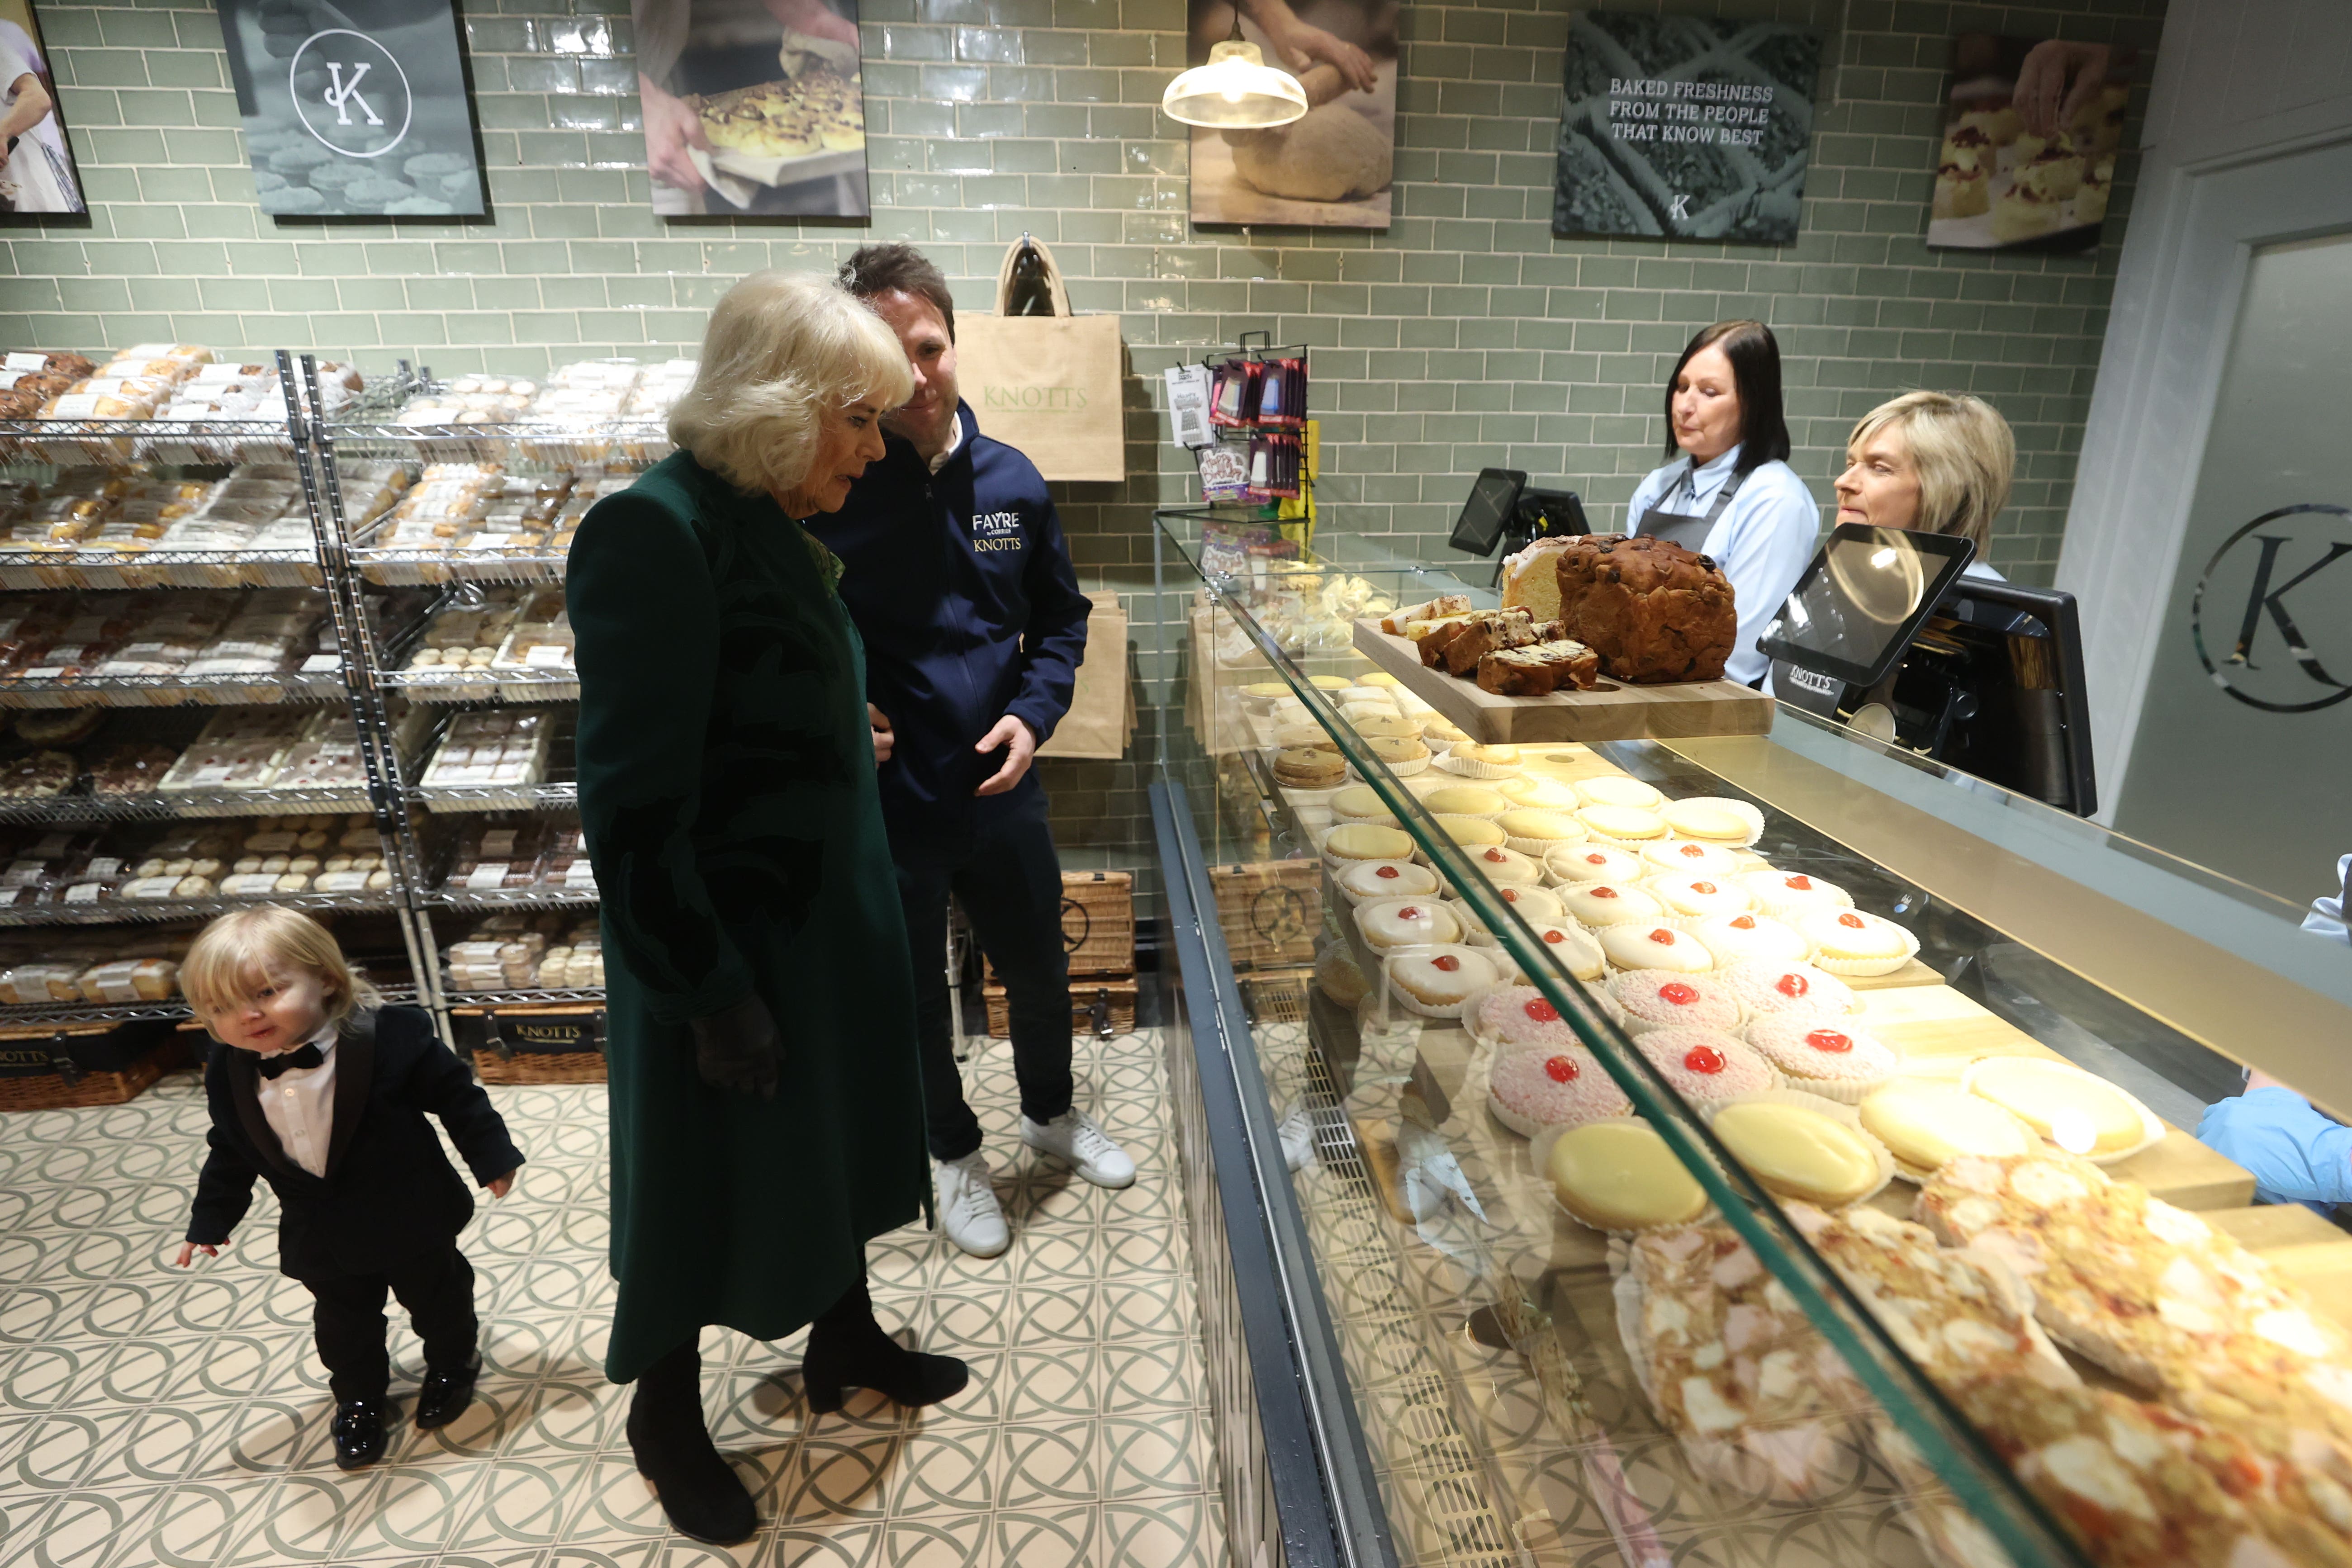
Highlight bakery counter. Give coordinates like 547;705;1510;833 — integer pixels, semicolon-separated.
1150;513;2352;1568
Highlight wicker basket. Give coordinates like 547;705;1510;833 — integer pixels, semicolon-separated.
1209;860;1321;971
985;870;1135;981
982;978;1137;1040
0;1020;188;1111
455;1006;607;1085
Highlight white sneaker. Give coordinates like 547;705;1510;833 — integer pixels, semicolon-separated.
933;1151;1010;1258
1021;1109;1137;1189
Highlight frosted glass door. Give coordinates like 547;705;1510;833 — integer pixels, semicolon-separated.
2115;231;2352;905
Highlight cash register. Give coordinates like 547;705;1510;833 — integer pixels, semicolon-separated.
1759;524;2098;816
1448;467;1588;586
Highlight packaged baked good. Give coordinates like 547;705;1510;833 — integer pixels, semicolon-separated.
492;587;574;672
540;825;597;896
0;831;91;904
442;819;548;893
49;850;130;907
0;960;85;1004
0;749;76;798
76;957;178;1004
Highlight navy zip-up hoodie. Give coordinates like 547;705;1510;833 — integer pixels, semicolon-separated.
806;401;1090;847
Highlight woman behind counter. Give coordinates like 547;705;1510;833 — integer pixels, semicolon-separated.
1833;389;2015;579
1626;320;1821;687
568;273;963;1545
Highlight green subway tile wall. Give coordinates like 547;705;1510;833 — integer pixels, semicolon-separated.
0;0;2165;893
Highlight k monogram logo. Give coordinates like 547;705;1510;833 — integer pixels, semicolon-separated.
289;30;413;160
2189;503;2352;714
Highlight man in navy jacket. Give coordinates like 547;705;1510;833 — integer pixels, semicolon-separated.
813;245;1135;1258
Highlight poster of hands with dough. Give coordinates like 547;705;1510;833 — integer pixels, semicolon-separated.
1188;0;1399;229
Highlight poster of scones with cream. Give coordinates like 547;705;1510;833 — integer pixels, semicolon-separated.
1928;33;2135;252
633;0;872;218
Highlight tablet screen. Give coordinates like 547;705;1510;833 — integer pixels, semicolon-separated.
1759;525;1974;688
1449;468;1523;556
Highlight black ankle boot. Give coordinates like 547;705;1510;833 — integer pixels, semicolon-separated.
803;1283;969;1416
626;1340;756;1545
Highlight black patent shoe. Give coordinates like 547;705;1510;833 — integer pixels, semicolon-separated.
332;1397;391;1470
415;1359;480;1430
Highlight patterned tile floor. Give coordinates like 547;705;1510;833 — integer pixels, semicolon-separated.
0;1030;1224;1568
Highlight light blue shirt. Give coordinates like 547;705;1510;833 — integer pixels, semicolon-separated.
1625;445;1820;686
2192;855;2351;1210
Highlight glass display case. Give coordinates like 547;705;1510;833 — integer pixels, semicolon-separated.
1145;508;2352;1568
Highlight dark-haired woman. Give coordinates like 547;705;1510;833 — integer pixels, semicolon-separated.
1626;320;1820;687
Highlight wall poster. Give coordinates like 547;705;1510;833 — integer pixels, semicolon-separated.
1551;12;1822;246
1927;34;2134;253
0;1;85;218
632;0;870;219
218;0;487;218
1186;0;1398;231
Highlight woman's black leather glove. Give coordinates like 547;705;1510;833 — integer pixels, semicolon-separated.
689;995;781;1099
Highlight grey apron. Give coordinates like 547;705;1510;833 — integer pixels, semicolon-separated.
1637;461;1747;554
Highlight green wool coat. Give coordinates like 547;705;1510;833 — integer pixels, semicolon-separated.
568;450;930;1384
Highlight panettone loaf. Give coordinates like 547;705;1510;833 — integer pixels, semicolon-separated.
1551;534;1736;684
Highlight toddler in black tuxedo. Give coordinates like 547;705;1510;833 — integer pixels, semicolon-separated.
174;907;523;1471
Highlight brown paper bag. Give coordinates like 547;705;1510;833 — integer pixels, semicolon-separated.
1038;592;1131;760
956;236;1126;483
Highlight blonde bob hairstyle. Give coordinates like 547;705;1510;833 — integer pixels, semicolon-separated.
183;905;383;1036
1846;391;2015;553
666;271;914;500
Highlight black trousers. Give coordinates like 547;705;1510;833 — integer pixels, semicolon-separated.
893;786;1074;1162
297;1240;479;1404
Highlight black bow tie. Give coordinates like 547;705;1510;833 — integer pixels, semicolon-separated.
255;1043;325;1080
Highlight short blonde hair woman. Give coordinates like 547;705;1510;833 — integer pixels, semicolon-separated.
1834;391;2016;571
567;273;962;1546
664;270;912;505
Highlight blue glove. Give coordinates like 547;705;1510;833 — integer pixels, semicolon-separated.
2197;1087;2352;1209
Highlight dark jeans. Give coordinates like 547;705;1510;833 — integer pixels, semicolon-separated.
894;788;1074;1162
299;1241;478;1405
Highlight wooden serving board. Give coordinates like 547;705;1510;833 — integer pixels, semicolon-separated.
2210;1205;2352;1329
1353;617;1773;744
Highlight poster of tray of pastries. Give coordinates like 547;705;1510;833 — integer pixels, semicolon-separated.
1186;0;1398;231
216;0;488;218
633;0;870;219
1928;35;2135;252
0;1;86;219
1551;13;1823;246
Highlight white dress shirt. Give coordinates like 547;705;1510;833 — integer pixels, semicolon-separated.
1625;444;1821;686
926;412;963;475
255;1026;339;1178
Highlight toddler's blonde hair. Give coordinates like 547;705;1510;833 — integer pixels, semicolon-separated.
182;906;382;1036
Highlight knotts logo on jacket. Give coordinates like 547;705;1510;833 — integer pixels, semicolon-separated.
972;511;1025;554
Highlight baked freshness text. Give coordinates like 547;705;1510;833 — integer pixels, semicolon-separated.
1607;77;1776;145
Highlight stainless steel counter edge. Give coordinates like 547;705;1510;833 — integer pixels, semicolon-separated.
1152;778;1400;1568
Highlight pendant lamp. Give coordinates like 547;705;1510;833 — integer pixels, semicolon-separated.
1162;24;1308;129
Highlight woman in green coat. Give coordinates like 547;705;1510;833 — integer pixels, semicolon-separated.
569;272;965;1545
